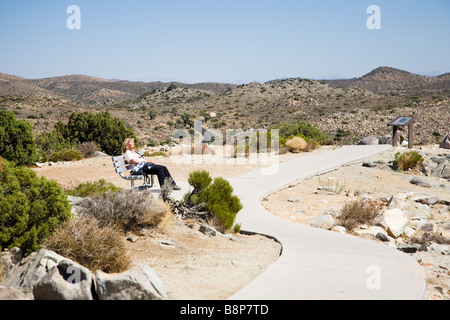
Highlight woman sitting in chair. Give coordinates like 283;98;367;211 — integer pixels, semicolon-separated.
122;138;181;190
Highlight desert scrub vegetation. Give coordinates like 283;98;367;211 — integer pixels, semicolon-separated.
285;136;318;153
272;120;331;146
393;151;424;171
44;215;130;273
0;109;38;166
184;170;242;232
79;189;173;233
337;199;384;231
317;177;346;194
64;179;122;198
0;157;72;254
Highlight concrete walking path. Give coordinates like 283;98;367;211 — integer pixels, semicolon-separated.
224;145;427;300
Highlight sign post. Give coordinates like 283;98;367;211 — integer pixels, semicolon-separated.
387;116;416;149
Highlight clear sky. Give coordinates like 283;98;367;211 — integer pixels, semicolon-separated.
0;0;449;84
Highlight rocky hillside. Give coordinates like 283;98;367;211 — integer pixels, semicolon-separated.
0;67;449;148
325;66;450;95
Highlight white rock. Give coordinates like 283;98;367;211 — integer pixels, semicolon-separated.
387;194;410;210
331;226;346;234
404;226;415;238
374;208;409;238
308;214;335;230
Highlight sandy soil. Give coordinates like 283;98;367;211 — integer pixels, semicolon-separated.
32;145;450;300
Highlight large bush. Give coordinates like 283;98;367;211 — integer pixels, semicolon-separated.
62;111;137;156
0;110;38;166
0;158;72;254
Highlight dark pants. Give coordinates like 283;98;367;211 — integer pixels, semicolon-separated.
143;164;175;187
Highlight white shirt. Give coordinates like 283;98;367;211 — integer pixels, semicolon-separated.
123;150;144;168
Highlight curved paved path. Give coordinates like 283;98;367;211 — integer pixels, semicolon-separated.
224;145;427;300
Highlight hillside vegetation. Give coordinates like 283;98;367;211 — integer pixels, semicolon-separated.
1;66;449;148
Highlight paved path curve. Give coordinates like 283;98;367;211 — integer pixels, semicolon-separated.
225;145;427;300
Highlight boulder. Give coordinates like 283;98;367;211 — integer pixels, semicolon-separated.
440;132;450;149
432;160;448;178
374;209;409;238
357;136;379;145
308;214;335;230
378;135;392;145
0;285;32;300
409;177;432;188
33;259;95;300
387;194;411;210
95;264;168;300
1;249;65;292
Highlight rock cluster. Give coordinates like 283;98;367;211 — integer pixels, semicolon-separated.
0;248;168;300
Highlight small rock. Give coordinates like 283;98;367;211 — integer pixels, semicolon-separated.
376;232;390;242
308;214;335;230
397;243;422;253
362;162;377;168
430;243;449;254
413;195;439;205
409;177;432;188
199;225;217;236
288;197;302;203
331;226;346;234
127;235;139;243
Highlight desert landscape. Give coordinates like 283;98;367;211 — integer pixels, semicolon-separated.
1;66;449;300
27;142;450;300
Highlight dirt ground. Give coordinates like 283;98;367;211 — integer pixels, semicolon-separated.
33;145;450;300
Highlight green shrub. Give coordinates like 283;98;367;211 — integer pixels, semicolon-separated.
272;120;330;146
187;170;242;231
35;130;74;154
65;179;122;198
200;177;243;231
0;158;72;254
0;109;38;166
188;170;212;194
58;111;137;156
393;151;424;171
49;149;83;162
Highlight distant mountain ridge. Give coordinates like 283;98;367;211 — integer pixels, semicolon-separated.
0;72;238;104
323;66;450;94
0;66;449;104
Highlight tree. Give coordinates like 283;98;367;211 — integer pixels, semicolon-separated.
61;111;137;155
0;109;38;166
180;112;194;128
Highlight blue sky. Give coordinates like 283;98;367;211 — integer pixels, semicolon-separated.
0;0;449;84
